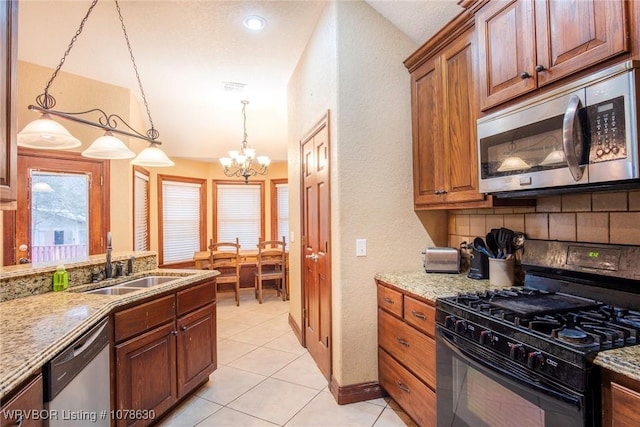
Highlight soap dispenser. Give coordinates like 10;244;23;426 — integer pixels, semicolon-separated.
53;264;69;291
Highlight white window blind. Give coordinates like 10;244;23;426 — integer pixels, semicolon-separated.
162;180;202;263
133;170;149;251
217;184;261;249
276;183;289;243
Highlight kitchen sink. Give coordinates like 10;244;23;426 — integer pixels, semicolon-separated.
118;276;181;288
84;275;183;295
86;287;140;295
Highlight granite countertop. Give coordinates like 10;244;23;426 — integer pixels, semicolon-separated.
375;270;640;385
594;346;640;382
374;270;512;302
0;269;218;399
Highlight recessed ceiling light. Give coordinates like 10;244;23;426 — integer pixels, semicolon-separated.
243;15;266;31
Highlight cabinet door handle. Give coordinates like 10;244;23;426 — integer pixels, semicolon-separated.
171;330;179;336
396;381;410;393
383;297;394;304
411;310;427;320
520;71;532;79
535;64;546;72
396;337;410;347
180;325;187;332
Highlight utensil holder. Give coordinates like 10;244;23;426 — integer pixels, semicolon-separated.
488;257;515;287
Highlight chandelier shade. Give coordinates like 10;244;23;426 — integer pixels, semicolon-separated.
17;113;82;149
220;100;270;183
81;131;136;159
19;0;172;165
131;144;175;167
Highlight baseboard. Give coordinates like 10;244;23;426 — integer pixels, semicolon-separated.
288;313;303;344
329;377;386;405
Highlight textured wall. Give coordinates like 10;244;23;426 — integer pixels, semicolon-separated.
448;190;640;249
288;1;440;388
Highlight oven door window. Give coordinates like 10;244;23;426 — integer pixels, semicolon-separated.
437;330;588;427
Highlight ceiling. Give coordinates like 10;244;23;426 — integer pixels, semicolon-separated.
17;1;462;163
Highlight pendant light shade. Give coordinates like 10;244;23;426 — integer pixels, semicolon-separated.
81;131;136;159
17;114;82;149
131;144;175;167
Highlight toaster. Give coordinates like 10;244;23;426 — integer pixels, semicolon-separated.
422;247;460;273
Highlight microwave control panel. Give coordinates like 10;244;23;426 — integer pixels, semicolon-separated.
587;96;627;163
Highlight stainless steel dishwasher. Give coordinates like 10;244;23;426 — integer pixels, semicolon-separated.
44;317;111;426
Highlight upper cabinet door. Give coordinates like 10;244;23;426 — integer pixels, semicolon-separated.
411;57;444;207
477;0;537;110
535;0;628;86
1;1;18;210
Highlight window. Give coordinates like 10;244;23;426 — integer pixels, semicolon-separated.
133;167;150;251
271;179;289;242
158;175;206;266
214;181;265;249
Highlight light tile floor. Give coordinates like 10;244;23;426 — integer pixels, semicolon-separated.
158;288;416;427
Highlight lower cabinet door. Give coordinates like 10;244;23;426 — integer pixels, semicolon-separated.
379;348;436;427
116;322;177;427
176;302;217;397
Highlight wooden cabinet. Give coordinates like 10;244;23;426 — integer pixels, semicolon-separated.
409;26;488;209
377;282;437;426
477;0;628;110
114;280;216;426
602;369;640;426
1;0;18;210
0;374;43;427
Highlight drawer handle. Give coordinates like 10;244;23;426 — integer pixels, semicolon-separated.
396;381;410;393
396;337;410;347
180;325;188;332
411;310;427;320
383;297;395;304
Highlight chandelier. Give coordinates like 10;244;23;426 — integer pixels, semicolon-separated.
220;100;270;183
17;0;174;167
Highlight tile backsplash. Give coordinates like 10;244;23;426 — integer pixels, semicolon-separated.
448;190;640;249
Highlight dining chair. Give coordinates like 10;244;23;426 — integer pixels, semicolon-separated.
254;237;286;304
209;237;241;306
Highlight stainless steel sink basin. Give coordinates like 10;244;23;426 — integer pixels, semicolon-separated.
119;276;181;288
86;287;140;295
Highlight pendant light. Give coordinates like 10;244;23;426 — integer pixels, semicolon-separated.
18;0;172;166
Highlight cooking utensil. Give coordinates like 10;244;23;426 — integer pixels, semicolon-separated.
486;231;500;258
496;228;515;258
473;237;494;258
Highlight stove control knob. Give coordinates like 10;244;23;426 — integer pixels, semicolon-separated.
445;315;457;329
527;352;545;370
479;330;493;345
508;343;525;361
454;319;467;334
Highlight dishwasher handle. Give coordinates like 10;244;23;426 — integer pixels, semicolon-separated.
44;317;110;401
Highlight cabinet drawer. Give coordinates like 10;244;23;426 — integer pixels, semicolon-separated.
403;296;435;338
115;295;176;342
377;285;403;317
378;308;436;388
177;280;216;316
0;374;43;427
379;348;435;427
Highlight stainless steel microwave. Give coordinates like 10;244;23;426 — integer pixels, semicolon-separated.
477;61;640;195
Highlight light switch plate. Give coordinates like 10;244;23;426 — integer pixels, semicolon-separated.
356;239;366;257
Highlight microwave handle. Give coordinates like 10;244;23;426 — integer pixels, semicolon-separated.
562;95;586;181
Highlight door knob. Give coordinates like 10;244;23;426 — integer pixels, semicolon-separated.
306;253;319;262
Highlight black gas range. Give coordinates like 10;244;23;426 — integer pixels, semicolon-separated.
435;240;640;427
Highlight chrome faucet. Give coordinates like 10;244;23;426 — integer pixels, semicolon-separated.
105;232;113;279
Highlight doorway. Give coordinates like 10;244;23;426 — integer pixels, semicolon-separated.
3;148;109;265
301;113;331;381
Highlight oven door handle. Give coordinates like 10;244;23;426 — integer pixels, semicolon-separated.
438;328;581;408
